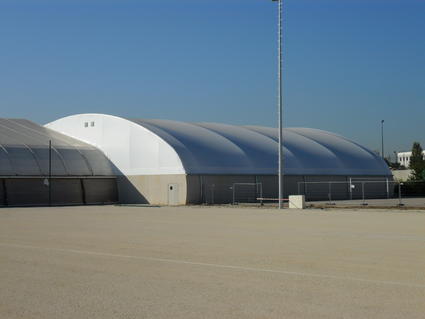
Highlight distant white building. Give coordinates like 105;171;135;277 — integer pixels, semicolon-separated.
397;151;425;168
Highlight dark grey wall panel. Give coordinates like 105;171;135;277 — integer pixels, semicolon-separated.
3;178;116;207
6;179;49;206
51;179;84;205
0;179;5;206
83;179;118;204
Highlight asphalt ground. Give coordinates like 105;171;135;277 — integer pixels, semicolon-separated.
0;206;424;318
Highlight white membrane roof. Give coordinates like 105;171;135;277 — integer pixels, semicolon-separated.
131;119;391;176
46;114;391;176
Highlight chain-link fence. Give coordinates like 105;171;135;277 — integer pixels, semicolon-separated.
232;183;263;205
297;180;425;207
198;176;425;208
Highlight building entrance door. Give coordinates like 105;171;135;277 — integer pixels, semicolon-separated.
168;184;179;205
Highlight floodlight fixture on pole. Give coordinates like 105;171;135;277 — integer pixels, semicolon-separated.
272;0;284;209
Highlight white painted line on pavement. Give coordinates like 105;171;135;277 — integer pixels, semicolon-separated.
1;242;424;289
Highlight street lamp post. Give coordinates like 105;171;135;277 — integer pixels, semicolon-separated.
272;0;284;209
381;120;384;160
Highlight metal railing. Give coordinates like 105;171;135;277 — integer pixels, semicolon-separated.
232;183;263;205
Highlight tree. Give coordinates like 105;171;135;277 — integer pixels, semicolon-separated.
409;142;425;180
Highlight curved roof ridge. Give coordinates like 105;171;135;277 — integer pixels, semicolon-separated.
243;125;337;160
136;119;248;152
288;127;375;158
193;122;270;168
155;120;248;157
239;125;297;161
306;127;381;159
284;128;348;170
190;123;253;164
131;119;198;167
243;126;345;172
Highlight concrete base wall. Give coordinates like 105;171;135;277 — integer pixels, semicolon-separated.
117;175;187;205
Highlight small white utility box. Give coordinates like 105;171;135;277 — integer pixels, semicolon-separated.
289;195;305;209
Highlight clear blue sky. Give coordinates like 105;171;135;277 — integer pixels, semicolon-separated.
1;0;424;157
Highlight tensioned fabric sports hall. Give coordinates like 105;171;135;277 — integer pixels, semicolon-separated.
37;113;393;206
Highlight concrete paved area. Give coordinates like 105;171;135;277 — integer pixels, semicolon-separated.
0;205;424;319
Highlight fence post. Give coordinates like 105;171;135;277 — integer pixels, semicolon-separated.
48;140;52;207
386;178;390;199
398;183;404;206
349;178;353;200
361;181;367;206
328;182;332;204
200;176;204;204
211;184;215;205
259;183;263;206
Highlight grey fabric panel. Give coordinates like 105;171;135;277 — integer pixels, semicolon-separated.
0;148;14;175
30;147;68;175
5;179;49;206
55;148;92;176
51;179;84;205
0;119;114;176
186;175;201;204
83;179;118;204
0;180;5;206
80;149;114;176
4;178;116;206
3;146;41;175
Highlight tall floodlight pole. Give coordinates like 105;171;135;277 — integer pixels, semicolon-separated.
49;139;52;207
272;0;284;209
381;120;384;159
